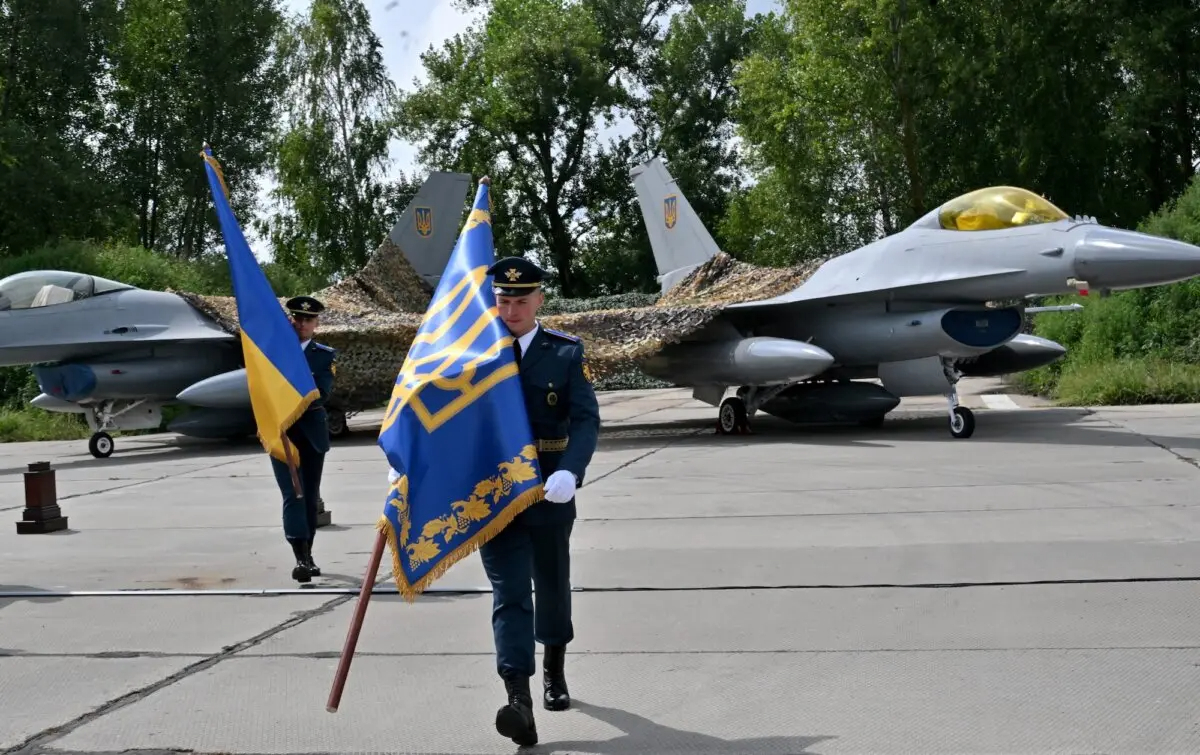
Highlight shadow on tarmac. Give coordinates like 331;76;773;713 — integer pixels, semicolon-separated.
0;583;63;615
589;407;1200;454
7;405;1199;476
538;699;836;754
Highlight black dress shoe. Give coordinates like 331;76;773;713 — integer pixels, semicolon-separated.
495;673;537;746
289;539;312;583
543;644;570;710
305;540;321;577
291;561;312;583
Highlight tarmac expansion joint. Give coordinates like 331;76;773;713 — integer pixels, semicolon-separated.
1088;410;1200;471
0;588;369;755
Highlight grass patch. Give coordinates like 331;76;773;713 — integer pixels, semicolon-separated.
0;408;92;443
1014;357;1200;406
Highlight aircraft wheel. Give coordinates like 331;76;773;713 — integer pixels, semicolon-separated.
717;397;749;435
327;409;348;438
89;432;115;459
949;407;975;439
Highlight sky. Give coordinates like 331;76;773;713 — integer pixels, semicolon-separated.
253;0;782;259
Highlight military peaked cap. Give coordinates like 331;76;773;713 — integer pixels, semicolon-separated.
286;295;325;316
487;256;544;296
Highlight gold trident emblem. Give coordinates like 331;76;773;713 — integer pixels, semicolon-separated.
415;207;432;237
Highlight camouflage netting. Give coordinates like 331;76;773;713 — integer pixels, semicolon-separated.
657;251;832;307
173;239;833;410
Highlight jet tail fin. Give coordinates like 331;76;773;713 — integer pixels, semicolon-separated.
387;171;473;290
630;157;722;292
313;170;472;313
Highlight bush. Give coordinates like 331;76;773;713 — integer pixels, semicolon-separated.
0;239;323;298
1015;358;1200;406
0;408;91;443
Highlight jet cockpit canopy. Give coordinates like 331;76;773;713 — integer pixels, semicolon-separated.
0;270;134;312
935;186;1069;231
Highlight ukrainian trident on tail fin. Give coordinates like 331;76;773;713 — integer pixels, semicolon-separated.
386;171;473;291
629;157;722;292
313;170;473;314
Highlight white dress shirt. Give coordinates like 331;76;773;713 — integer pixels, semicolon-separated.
514;322;539;357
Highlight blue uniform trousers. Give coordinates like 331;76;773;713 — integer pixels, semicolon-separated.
270;434;325;542
479;513;574;678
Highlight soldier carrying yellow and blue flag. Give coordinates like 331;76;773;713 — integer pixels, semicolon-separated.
200;144;319;464
202;143;331;590
376;176;544;601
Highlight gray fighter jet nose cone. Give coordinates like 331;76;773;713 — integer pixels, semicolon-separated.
1073;227;1200;290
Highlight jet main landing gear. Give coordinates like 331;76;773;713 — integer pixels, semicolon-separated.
715;385;788;436
718;396;750;434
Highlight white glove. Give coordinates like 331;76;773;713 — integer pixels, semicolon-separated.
543;470;577;503
387;466;402;485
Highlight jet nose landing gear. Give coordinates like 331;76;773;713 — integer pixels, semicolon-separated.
88;431;114;458
948;388;975;439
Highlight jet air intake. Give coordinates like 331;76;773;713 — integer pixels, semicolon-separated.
801;306;1024;365
641;336;835;386
33;355;221;402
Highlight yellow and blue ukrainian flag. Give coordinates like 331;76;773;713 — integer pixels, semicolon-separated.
201;145;319;463
377;178;543;601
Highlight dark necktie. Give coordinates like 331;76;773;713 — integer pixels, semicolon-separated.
513;338;522;366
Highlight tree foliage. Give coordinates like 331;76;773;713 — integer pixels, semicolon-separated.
2;0;1200;390
259;0;413;280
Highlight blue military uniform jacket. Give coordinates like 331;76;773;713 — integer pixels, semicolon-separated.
517;325;601;525
287;340;336;454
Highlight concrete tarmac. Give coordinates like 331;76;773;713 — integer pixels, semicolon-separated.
2;378;1200;754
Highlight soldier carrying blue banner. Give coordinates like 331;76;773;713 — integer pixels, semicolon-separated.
480;252;600;745
373;176;600;746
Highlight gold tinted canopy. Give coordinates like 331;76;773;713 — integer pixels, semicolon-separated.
938;186;1069;231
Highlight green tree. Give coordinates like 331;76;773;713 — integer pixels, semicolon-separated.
577;0;759;293
260;0;402;280
0;0;121;257
398;0;676;296
105;0;287;258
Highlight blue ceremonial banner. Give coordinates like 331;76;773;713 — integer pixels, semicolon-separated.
201;144;318;463
377;177;543;601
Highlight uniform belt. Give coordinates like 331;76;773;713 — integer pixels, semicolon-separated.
536;438;568;453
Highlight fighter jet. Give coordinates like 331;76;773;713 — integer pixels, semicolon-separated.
0;170;473;458
627;157;1200;438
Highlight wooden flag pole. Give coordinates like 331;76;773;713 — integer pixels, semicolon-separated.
326;528;386;712
282;435;304;498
